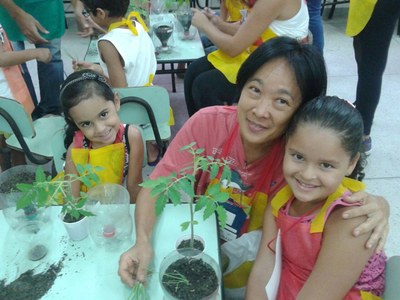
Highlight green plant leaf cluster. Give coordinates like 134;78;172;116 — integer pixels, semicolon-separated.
127;281;148;300
140;142;232;244
16;164;103;222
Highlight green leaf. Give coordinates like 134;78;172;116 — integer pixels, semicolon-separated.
195;148;204;155
89;173;101;185
16;183;33;192
76;164;85;175
203;201;216;221
151;182;168;198
216;205;228;229
167;186;181;206
140;179;161;188
194;196;208;212
221;165;232;181
35;166;46;183
177;180;194;199
155;194;167;215
180;221;190;231
94;166;104;173
80;210;95;217
80;176;92;188
213;191;230;203
16;193;34;210
37;189;49;206
180;142;196;151
209;164;219;180
207;184;220;196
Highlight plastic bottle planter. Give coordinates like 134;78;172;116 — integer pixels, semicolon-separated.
175;10;196;40
0;165;51;230
159;249;221;300
15;220;53;261
175;234;205;253
153;21;174;51
61;214;89;241
86;184;133;251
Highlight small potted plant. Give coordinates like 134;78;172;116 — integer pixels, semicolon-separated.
0;164;50;230
141;142;232;299
16;164;102;241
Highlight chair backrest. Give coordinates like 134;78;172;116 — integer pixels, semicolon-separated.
0;96;35;138
0;96;50;164
51;128;67;174
115;86;171;154
384;256;400;300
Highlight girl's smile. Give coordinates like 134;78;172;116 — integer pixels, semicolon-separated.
68;94;121;149
284;124;358;205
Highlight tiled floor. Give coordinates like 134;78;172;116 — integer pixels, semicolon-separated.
24;12;399;257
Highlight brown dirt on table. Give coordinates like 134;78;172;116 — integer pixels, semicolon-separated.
0;171;36;193
0;260;63;300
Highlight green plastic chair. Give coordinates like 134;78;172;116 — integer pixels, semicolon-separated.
115;86;172;155
384;256;400;300
0;96;66;165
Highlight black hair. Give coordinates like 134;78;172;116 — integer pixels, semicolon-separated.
60;69;115;151
81;0;130;18
286;96;366;181
236;36;327;106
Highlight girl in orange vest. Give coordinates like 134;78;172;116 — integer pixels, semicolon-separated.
0;24;51;170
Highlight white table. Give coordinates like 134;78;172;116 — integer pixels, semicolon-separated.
0;204;222;299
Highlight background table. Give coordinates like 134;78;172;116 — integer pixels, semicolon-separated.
84;14;205;93
0;204;222;299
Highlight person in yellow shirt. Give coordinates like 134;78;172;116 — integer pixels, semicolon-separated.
346;0;400;153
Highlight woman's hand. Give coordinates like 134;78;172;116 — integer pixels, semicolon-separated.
191;8;212;32
343;191;389;251
118;241;153;287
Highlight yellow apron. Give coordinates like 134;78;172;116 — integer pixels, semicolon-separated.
71;143;125;192
346;0;377;36
207;28;277;83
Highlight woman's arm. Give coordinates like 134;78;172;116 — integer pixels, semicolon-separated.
98;40;127;87
246;204;278;299
342;191;389;251
64;144;81;200
297;207;375;299
192;0;294;56
125;125;144;203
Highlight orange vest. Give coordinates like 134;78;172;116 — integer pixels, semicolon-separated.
0;25;34;114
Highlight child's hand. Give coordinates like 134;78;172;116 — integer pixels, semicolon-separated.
35;48;51;63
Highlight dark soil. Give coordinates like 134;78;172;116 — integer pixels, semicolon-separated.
177;238;205;252
62;213;85;223
0;171;36;193
0;260;63;300
162;257;218;300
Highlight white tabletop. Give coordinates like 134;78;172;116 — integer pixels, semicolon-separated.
0;204;222;299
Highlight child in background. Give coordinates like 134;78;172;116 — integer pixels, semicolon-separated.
0;24;51;170
74;0;156;87
60;70;144;203
200;0;247;54
246;96;386;299
73;0;160;165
